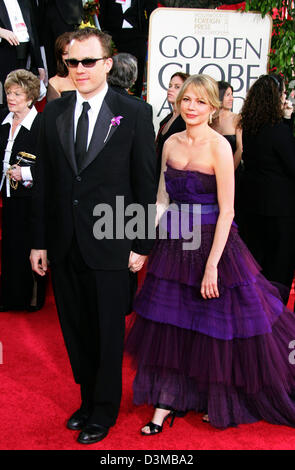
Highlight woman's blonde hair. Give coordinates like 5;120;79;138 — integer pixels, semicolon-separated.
4;69;40;107
176;74;220;112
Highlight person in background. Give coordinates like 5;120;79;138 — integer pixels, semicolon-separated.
36;0;83;79
0;69;46;312
211;81;242;169
46;31;76;102
210;80;243;224
99;0;158;97
155;72;189;182
126;74;295;433
0;0;45;103
238;74;295;303
107;52;138;96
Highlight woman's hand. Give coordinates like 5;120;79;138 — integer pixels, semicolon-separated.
8;165;22;182
0;28;19;46
200;264;219;299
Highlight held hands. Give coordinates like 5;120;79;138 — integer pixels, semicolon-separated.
128;251;147;273
200;264;219;299
0;28;19;46
30;249;48;277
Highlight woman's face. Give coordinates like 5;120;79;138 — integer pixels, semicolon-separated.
167;75;184;105
222;87;233;110
180;84;214;126
6;85;30;114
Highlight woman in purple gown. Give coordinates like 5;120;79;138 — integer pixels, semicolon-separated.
126;74;295;434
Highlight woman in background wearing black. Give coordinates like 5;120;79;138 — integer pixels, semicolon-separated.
211;81;242;168
211;81;243;224
238;74;295;303
0;69;45;312
155;72;189;182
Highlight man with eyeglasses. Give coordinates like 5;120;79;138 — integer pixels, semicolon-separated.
30;27;157;444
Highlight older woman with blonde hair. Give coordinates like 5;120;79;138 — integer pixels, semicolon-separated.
0;69;46;312
126;74;295;434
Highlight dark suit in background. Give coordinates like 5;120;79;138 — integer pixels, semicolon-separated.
0;0;44;91
238;121;295;298
99;0;157;97
36;0;83;78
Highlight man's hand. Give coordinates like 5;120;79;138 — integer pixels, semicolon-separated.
0;28;19;46
128;251;147;273
30;249;48;276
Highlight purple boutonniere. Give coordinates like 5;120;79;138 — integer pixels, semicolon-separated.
104;115;123;143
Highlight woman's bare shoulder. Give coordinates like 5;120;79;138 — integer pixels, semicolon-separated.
210;129;233;160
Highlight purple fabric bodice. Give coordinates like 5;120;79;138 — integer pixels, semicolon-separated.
164;164;217;205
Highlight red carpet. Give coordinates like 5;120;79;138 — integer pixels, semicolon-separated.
0;272;295;451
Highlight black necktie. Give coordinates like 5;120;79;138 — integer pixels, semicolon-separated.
75;101;90;170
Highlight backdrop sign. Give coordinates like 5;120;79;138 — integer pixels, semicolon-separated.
147;8;272;130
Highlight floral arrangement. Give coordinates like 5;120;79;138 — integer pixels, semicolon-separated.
83;0;100;24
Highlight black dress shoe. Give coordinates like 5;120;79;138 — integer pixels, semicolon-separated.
77;424;109;444
66;409;91;430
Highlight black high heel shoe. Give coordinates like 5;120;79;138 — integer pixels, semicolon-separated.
141;403;179;436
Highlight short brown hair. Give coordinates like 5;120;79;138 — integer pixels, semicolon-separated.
4;69;40;106
170;72;190;83
70;27;113;58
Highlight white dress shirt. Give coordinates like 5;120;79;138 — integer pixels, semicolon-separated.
1;106;37;197
74;84;109;150
3;0;30;43
116;0;133;28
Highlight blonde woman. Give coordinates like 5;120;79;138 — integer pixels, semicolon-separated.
126;74;295;433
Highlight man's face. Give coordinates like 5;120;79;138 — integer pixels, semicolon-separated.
68;36;113;99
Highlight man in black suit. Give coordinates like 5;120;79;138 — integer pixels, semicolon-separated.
99;0;157;97
0;0;45;95
30;27;157;444
36;0;83;78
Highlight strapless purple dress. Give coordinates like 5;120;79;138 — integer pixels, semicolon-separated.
125;165;295;429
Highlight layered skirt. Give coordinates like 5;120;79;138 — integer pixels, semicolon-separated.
126;224;295;429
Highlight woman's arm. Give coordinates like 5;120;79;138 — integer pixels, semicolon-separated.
201;137;235;299
233;114;243;170
233;126;243;170
155;139;171;226
46;81;61;102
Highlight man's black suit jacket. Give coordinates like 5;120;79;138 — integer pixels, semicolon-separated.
33;88;157;270
99;0;157;35
0;0;43;70
37;0;83;26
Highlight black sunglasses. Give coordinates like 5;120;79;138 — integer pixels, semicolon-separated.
65;57;107;68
